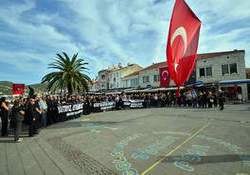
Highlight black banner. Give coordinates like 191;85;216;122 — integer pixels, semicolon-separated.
57;103;83;118
123;100;144;108
93;102;116;111
56;100;145;121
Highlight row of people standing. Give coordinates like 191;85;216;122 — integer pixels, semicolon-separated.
0;89;226;142
0;96;49;142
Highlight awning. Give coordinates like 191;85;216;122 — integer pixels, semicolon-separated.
127;86;184;93
219;79;250;85
185;80;204;87
105;91;122;95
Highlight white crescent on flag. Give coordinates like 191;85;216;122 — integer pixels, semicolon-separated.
161;70;169;81
170;26;188;72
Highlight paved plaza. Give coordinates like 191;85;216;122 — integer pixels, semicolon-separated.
0;104;250;175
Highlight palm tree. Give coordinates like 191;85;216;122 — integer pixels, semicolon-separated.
41;52;91;94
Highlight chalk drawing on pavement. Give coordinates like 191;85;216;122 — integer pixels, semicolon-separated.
111;132;250;174
197;135;250;167
131;136;179;160
111;133;145;175
81;123;119;133
174;145;210;172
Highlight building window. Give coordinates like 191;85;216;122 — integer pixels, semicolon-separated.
143;76;149;83
131;79;134;87
113;77;116;82
153;75;159;82
131;78;138;87
222;64;229;75
230;63;237;74
206;67;212;76
200;67;212;77
222;63;237;75
135;78;139;85
199;68;205;77
101;75;105;80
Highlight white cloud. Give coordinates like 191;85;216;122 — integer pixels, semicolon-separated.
0;1;84;79
0;0;249;84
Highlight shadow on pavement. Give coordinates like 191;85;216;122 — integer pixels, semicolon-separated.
161;154;250;164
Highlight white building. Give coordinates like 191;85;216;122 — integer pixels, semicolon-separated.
94;50;248;100
97;69;111;91
96;64;142;91
196;50;248;100
123;62;176;89
122;50;248;100
122;71;140;89
89;80;99;92
109;64;142;89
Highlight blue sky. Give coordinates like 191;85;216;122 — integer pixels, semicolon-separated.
0;0;249;84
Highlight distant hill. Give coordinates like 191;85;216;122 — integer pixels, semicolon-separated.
0;81;48;95
29;82;48;93
0;81;13;95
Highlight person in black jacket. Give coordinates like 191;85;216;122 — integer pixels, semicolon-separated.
218;89;225;110
0;97;10;137
10;99;25;142
46;96;56;125
27;98;41;137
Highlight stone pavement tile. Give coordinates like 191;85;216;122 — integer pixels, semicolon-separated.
26;138;65;175
16;138;44;175
35;136;82;175
0;142;8;175
6;141;26;175
45;135;117;175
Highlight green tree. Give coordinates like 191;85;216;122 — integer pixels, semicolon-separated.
41;52;91;94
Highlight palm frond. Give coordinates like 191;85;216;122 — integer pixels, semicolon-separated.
41;52;91;94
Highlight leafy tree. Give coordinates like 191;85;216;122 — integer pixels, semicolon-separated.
42;52;91;94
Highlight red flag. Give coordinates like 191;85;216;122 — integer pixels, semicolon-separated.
159;67;170;87
12;84;25;95
167;0;201;90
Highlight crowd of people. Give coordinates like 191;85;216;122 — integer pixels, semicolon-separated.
0;88;225;143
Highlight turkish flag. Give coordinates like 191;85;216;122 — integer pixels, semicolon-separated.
167;0;201;87
12;84;25;95
159;67;170;87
